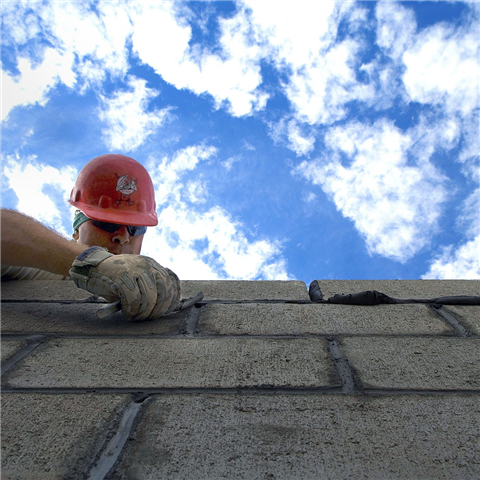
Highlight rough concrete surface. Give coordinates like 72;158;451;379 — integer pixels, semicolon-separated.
181;280;309;301
312;279;480;300
342;336;480;390
198;303;452;336
1;279;479;480
1;279;92;301
113;394;480;480
3;337;338;389
1;340;27;362
1;302;187;335
1;393;129;480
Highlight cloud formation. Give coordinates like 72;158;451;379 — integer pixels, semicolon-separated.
143;145;290;280
99;76;172;151
1;1;478;280
422;236;480;280
295;120;448;262
2;156;77;236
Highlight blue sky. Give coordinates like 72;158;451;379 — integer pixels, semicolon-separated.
1;0;479;283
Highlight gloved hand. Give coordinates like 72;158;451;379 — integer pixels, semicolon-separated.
69;246;181;321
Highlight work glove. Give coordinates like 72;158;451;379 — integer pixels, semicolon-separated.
69;246;181;321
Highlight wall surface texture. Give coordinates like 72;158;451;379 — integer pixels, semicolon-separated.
1;279;479;479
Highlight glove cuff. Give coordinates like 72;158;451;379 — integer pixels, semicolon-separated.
69;247;113;290
72;246;112;267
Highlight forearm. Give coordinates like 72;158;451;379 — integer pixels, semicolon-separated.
1;209;87;277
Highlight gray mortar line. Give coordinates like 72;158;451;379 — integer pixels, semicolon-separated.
3;386;477;396
86;396;150;480
0;386;342;395
3;333;474;340
1;338;45;376
364;388;480;396
430;305;471;337
326;338;362;394
0;334;45;341
197;300;313;305
1;299;107;304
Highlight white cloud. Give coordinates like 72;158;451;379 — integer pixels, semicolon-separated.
295;120;448;262
148;145;217;207
1;1;43;45
375;2;479;175
98;76;172;151
2;156;77;237
130;2;268;117
1;1;134;120
41;0;131;84
376;1;480;117
402;21;479;116
142;145;291;280
270;118;316;157
457;188;480;239
422;236;480;279
244;0;373;125
423;187;480;279
2;49;76;121
375;2;416;60
222;156;241;171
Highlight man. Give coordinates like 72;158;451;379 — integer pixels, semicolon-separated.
1;154;181;321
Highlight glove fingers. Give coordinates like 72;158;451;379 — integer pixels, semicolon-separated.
122;273;157;321
71;248;181;322
150;269;182;319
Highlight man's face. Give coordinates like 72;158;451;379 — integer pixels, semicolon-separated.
74;220;144;255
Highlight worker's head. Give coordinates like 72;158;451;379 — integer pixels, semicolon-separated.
69;154;157;255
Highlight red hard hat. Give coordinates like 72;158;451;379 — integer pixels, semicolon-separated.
68;154;158;226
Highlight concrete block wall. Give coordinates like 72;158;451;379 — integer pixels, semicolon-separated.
1;279;479;479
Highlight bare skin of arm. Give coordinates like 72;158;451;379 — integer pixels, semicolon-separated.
1;209;87;277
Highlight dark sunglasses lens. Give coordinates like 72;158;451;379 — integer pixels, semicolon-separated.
91;220;146;236
127;225;147;236
91;220;121;233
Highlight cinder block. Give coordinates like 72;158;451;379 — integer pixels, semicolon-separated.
1;303;187;335
342;337;480;390
442;306;480;335
181;280;309;301
3;337;338;389
311;280;480;301
1;393;129;479
198;303;452;336
1;340;27;362
112;394;480;480
1;280;93;301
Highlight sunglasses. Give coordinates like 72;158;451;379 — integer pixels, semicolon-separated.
91;219;147;237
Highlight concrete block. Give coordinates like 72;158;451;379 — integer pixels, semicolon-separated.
342;337;480;390
442;305;480;335
113;394;480;480
0;303;187;335
181;280;309;301
1;340;27;362
1;280;93;301
198;303;452;336
1;393;128;479
4;337;338;389
311;279;480;301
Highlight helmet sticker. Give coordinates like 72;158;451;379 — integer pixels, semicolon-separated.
115;174;138;205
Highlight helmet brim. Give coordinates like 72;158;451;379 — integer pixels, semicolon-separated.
69;200;158;226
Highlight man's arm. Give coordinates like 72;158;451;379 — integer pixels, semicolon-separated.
1;209;87;277
1;209;182;321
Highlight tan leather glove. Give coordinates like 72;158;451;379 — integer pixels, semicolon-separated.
70;247;181;321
